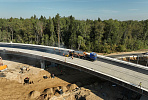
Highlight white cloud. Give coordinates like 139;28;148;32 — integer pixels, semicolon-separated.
128;9;139;11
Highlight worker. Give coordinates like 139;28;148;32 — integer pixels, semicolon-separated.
20;68;23;73
51;74;55;78
26;67;30;72
138;82;142;88
69;51;71;56
72;55;73;60
24;77;29;84
59;89;63;94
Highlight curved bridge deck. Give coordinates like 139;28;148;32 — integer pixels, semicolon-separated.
0;43;148;96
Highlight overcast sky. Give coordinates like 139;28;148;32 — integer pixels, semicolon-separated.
0;0;148;21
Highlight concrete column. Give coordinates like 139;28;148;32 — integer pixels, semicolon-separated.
41;60;45;69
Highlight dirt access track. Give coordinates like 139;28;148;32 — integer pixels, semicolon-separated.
104;49;148;56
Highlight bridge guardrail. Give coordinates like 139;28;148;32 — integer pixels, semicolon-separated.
0;42;74;51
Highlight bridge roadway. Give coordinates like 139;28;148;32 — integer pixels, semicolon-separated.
0;45;148;96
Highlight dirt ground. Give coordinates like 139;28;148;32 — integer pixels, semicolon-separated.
0;59;142;100
101;49;148;56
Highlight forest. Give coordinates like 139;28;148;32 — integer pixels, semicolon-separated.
0;14;148;53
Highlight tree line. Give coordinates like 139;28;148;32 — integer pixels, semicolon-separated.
0;14;148;53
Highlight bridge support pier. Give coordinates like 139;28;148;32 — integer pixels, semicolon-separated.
40;60;45;69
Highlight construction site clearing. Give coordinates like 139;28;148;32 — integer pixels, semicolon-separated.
0;59;142;100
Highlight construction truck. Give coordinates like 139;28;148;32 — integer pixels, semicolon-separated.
0;57;7;72
72;51;97;61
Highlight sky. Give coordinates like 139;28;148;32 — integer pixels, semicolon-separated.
0;0;148;21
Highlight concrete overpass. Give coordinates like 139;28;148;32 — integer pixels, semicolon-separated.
0;42;148;97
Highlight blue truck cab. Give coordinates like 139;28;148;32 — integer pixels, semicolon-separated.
90;52;97;60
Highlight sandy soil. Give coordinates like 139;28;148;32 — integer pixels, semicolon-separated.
0;59;141;100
